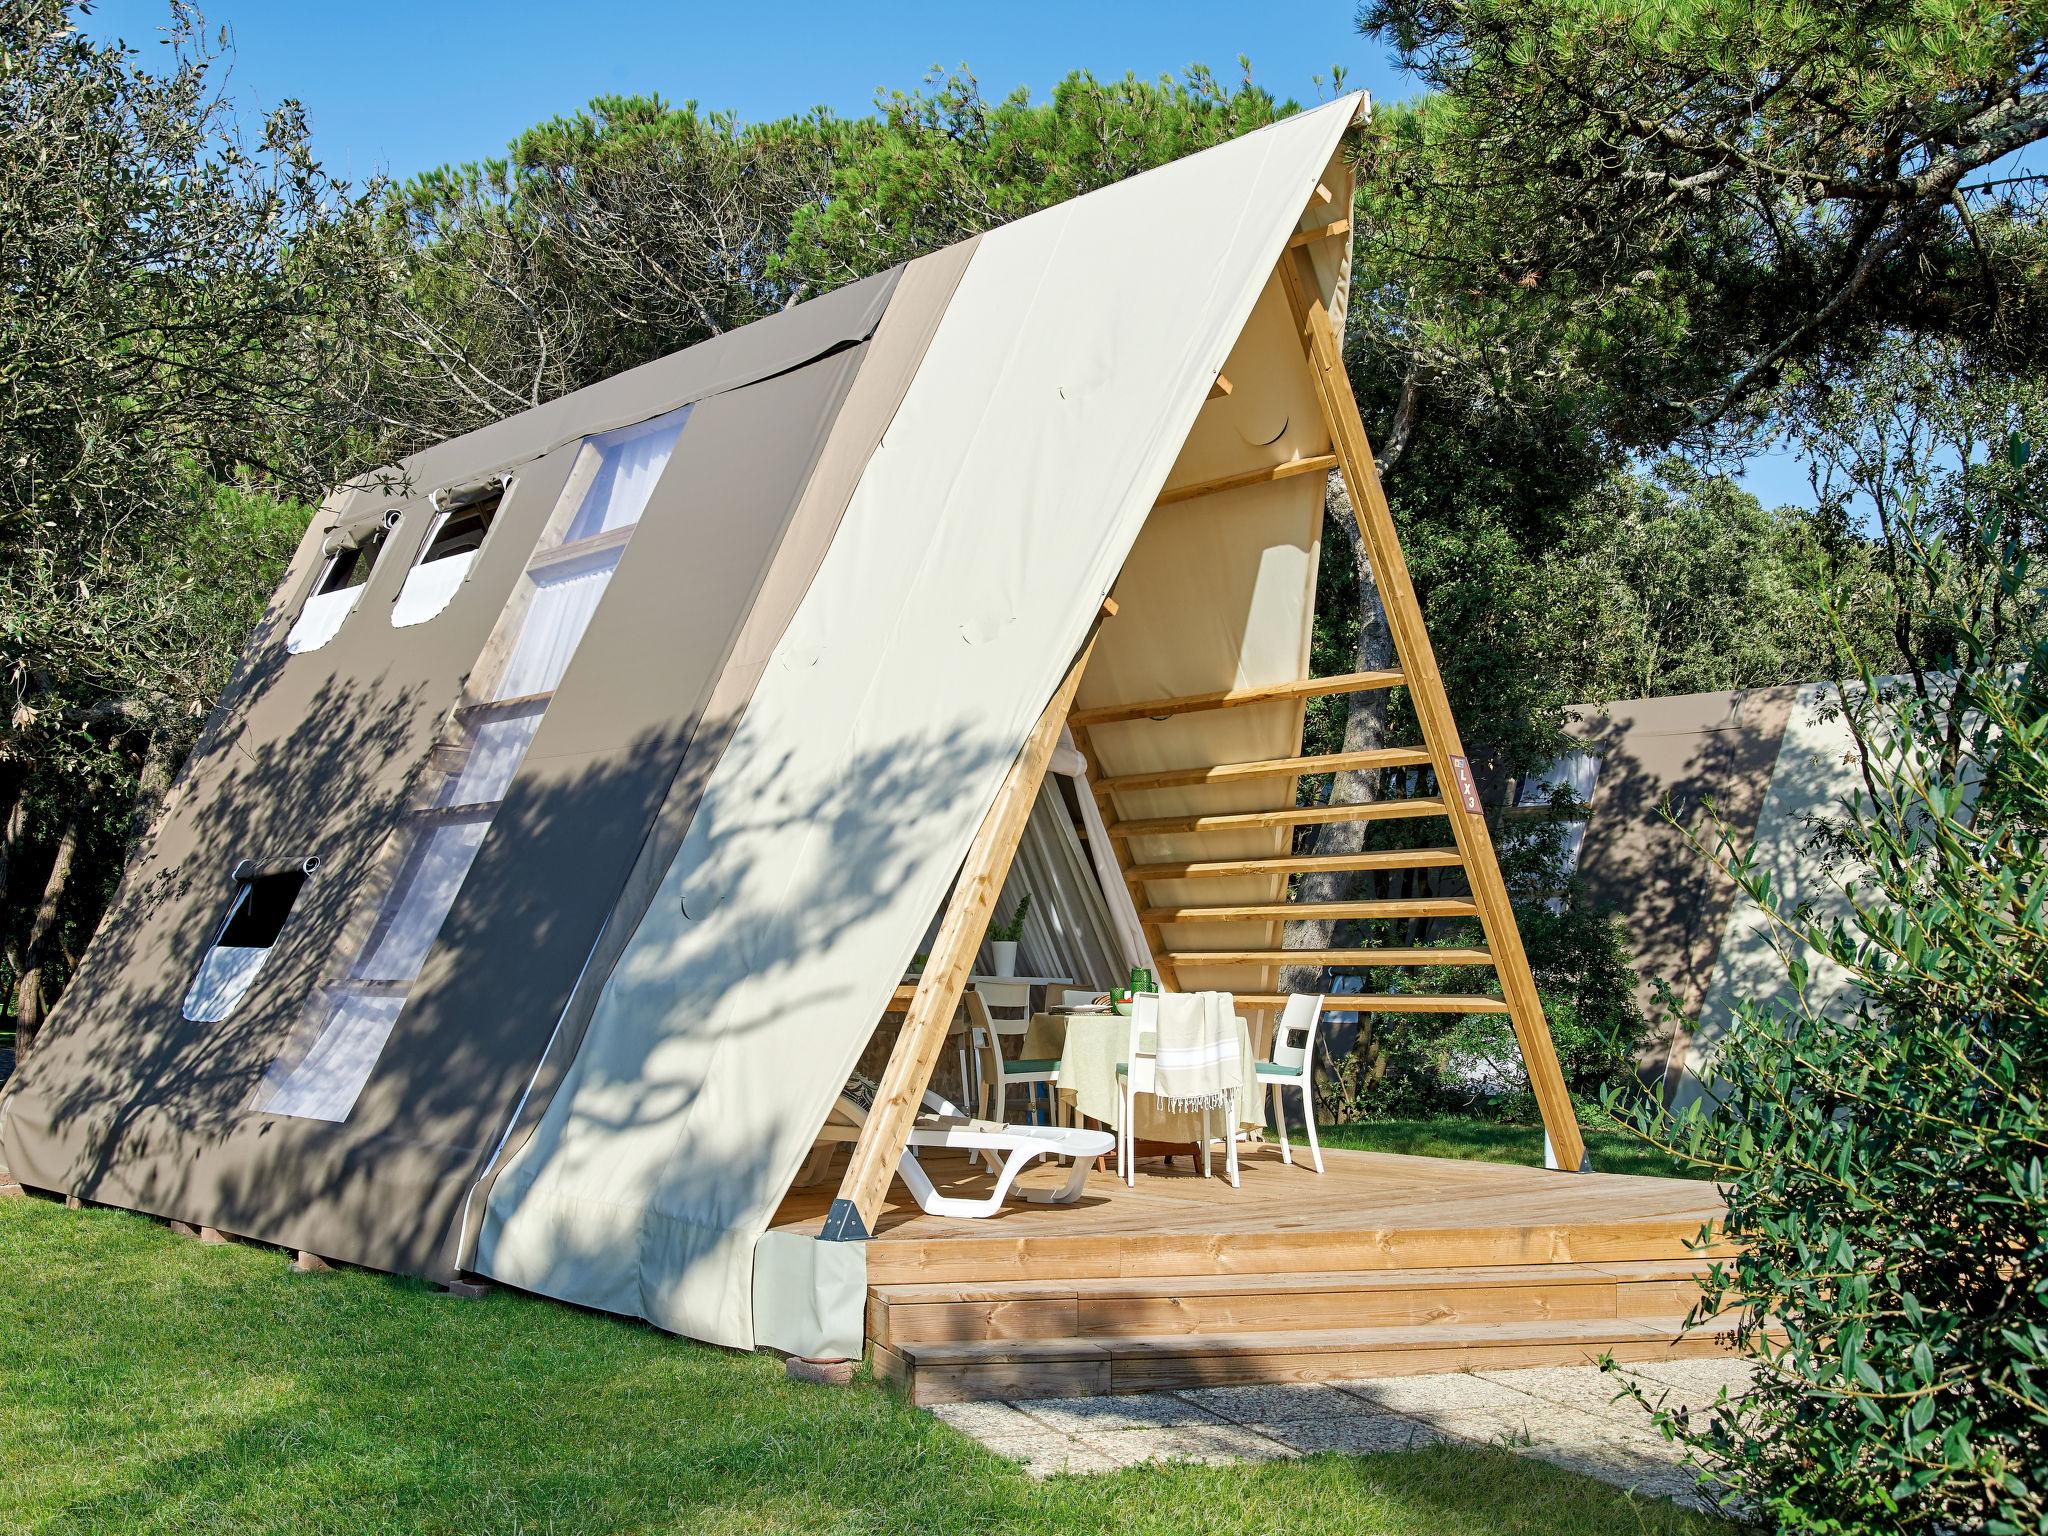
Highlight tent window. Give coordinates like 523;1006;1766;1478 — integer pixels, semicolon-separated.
314;537;382;595
182;866;310;1023
564;409;688;543
218;870;308;948
418;491;503;565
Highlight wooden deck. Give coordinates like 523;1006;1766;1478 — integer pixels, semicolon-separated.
772;1145;1735;1401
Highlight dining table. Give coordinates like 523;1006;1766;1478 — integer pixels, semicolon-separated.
1019;1006;1261;1146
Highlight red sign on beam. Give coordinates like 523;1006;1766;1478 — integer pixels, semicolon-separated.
1447;755;1484;815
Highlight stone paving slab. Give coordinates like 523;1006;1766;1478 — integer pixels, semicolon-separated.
929;1359;1752;1515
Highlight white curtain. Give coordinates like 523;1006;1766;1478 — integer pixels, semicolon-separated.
443;705;545;807
182;945;271;1023
257;992;405;1121
391;549;476;628
286;588;358;654
355;820;489;983
493;552;620;700
565;408;689;541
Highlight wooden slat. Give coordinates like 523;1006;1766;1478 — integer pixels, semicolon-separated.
1152;454;1338;510
1206;374;1233;401
1287;217;1351;249
1069;666;1398;728
825;634;1099;1240
1279;243;1588;1174
1109;799;1446;838
1124;847;1464;881
1228;993;1511;1013
1142;897;1478;923
1162;947;1494;968
1097;746;1430;795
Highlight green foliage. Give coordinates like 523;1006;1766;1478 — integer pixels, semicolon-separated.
1316;1113;1709;1180
1611;517;2048;1532
1355;0;2048;442
0;2;381;1039
780;65;1294;291
987;894;1032;945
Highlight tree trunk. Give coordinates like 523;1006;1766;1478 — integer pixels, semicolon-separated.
0;783;24;978
124;729;181;855
1281;471;1395;1026
13;812;80;1055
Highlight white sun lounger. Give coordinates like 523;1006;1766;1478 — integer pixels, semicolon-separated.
796;1081;1114;1220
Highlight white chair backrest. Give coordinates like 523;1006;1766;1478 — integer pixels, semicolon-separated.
1272;993;1324;1072
1057;987;1100;1009
1124;992;1160;1094
974;979;1033;1037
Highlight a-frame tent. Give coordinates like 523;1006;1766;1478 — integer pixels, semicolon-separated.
0;93;1583;1360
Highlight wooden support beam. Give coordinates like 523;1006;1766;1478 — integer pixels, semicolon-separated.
1153;454;1338;510
1110;798;1447;839
1311;181;1334;206
1163;947;1494;968
1287;217;1351;249
825;635;1100;1240
1279;243;1588;1173
1097;746;1430;795
1069;667;1401;729
1206;374;1233;401
1124;847;1464;881
1230;992;1511;1014
1143;897;1478;923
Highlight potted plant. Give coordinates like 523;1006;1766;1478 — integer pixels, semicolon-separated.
986;895;1030;978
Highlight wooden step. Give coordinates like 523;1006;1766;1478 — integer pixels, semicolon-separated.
872;1315;1735;1404
1070;670;1404;728
1163;947;1494;968
1124;847;1464;882
1110;799;1447;838
870;1259;1713;1347
1097;747;1432;795
1229;993;1510;1013
863;1214;1730;1286
1142;897;1478;923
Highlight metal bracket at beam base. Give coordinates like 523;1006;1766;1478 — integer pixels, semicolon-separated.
1544;1132;1593;1174
819;1198;870;1242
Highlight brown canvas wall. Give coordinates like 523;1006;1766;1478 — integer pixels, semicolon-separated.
0;269;903;1275
1564;685;1799;1095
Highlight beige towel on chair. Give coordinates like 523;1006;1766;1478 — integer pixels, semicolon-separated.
1153;991;1241;1113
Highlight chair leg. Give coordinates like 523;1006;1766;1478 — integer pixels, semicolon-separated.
1270;1080;1293;1165
1302;1082;1324;1175
1225;1090;1240;1188
1200;1105;1214;1180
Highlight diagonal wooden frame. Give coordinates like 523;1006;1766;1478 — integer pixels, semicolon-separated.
1275;244;1588;1172
823;627;1105;1240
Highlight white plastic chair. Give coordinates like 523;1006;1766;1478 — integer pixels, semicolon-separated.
1115;993;1240;1188
1056;987;1103;1009
1255;993;1326;1173
966;983;1059;1127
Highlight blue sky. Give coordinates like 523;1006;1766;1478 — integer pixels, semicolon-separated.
84;0;1814;507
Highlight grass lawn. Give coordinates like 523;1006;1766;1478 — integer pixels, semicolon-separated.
0;1196;1742;1536
1318;1116;1712;1181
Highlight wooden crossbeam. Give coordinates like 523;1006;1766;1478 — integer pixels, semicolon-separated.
1279;242;1588;1172
823;634;1099;1241
1069;668;1401;729
1123;847;1465;881
1206;374;1233;401
1287;217;1351;249
1110;798;1447;838
1164;947;1494;968
1153;454;1338;510
1143;897;1478;923
1231;992;1511;1014
1097;746;1430;796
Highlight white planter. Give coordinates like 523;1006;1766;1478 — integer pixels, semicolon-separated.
991;941;1019;978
